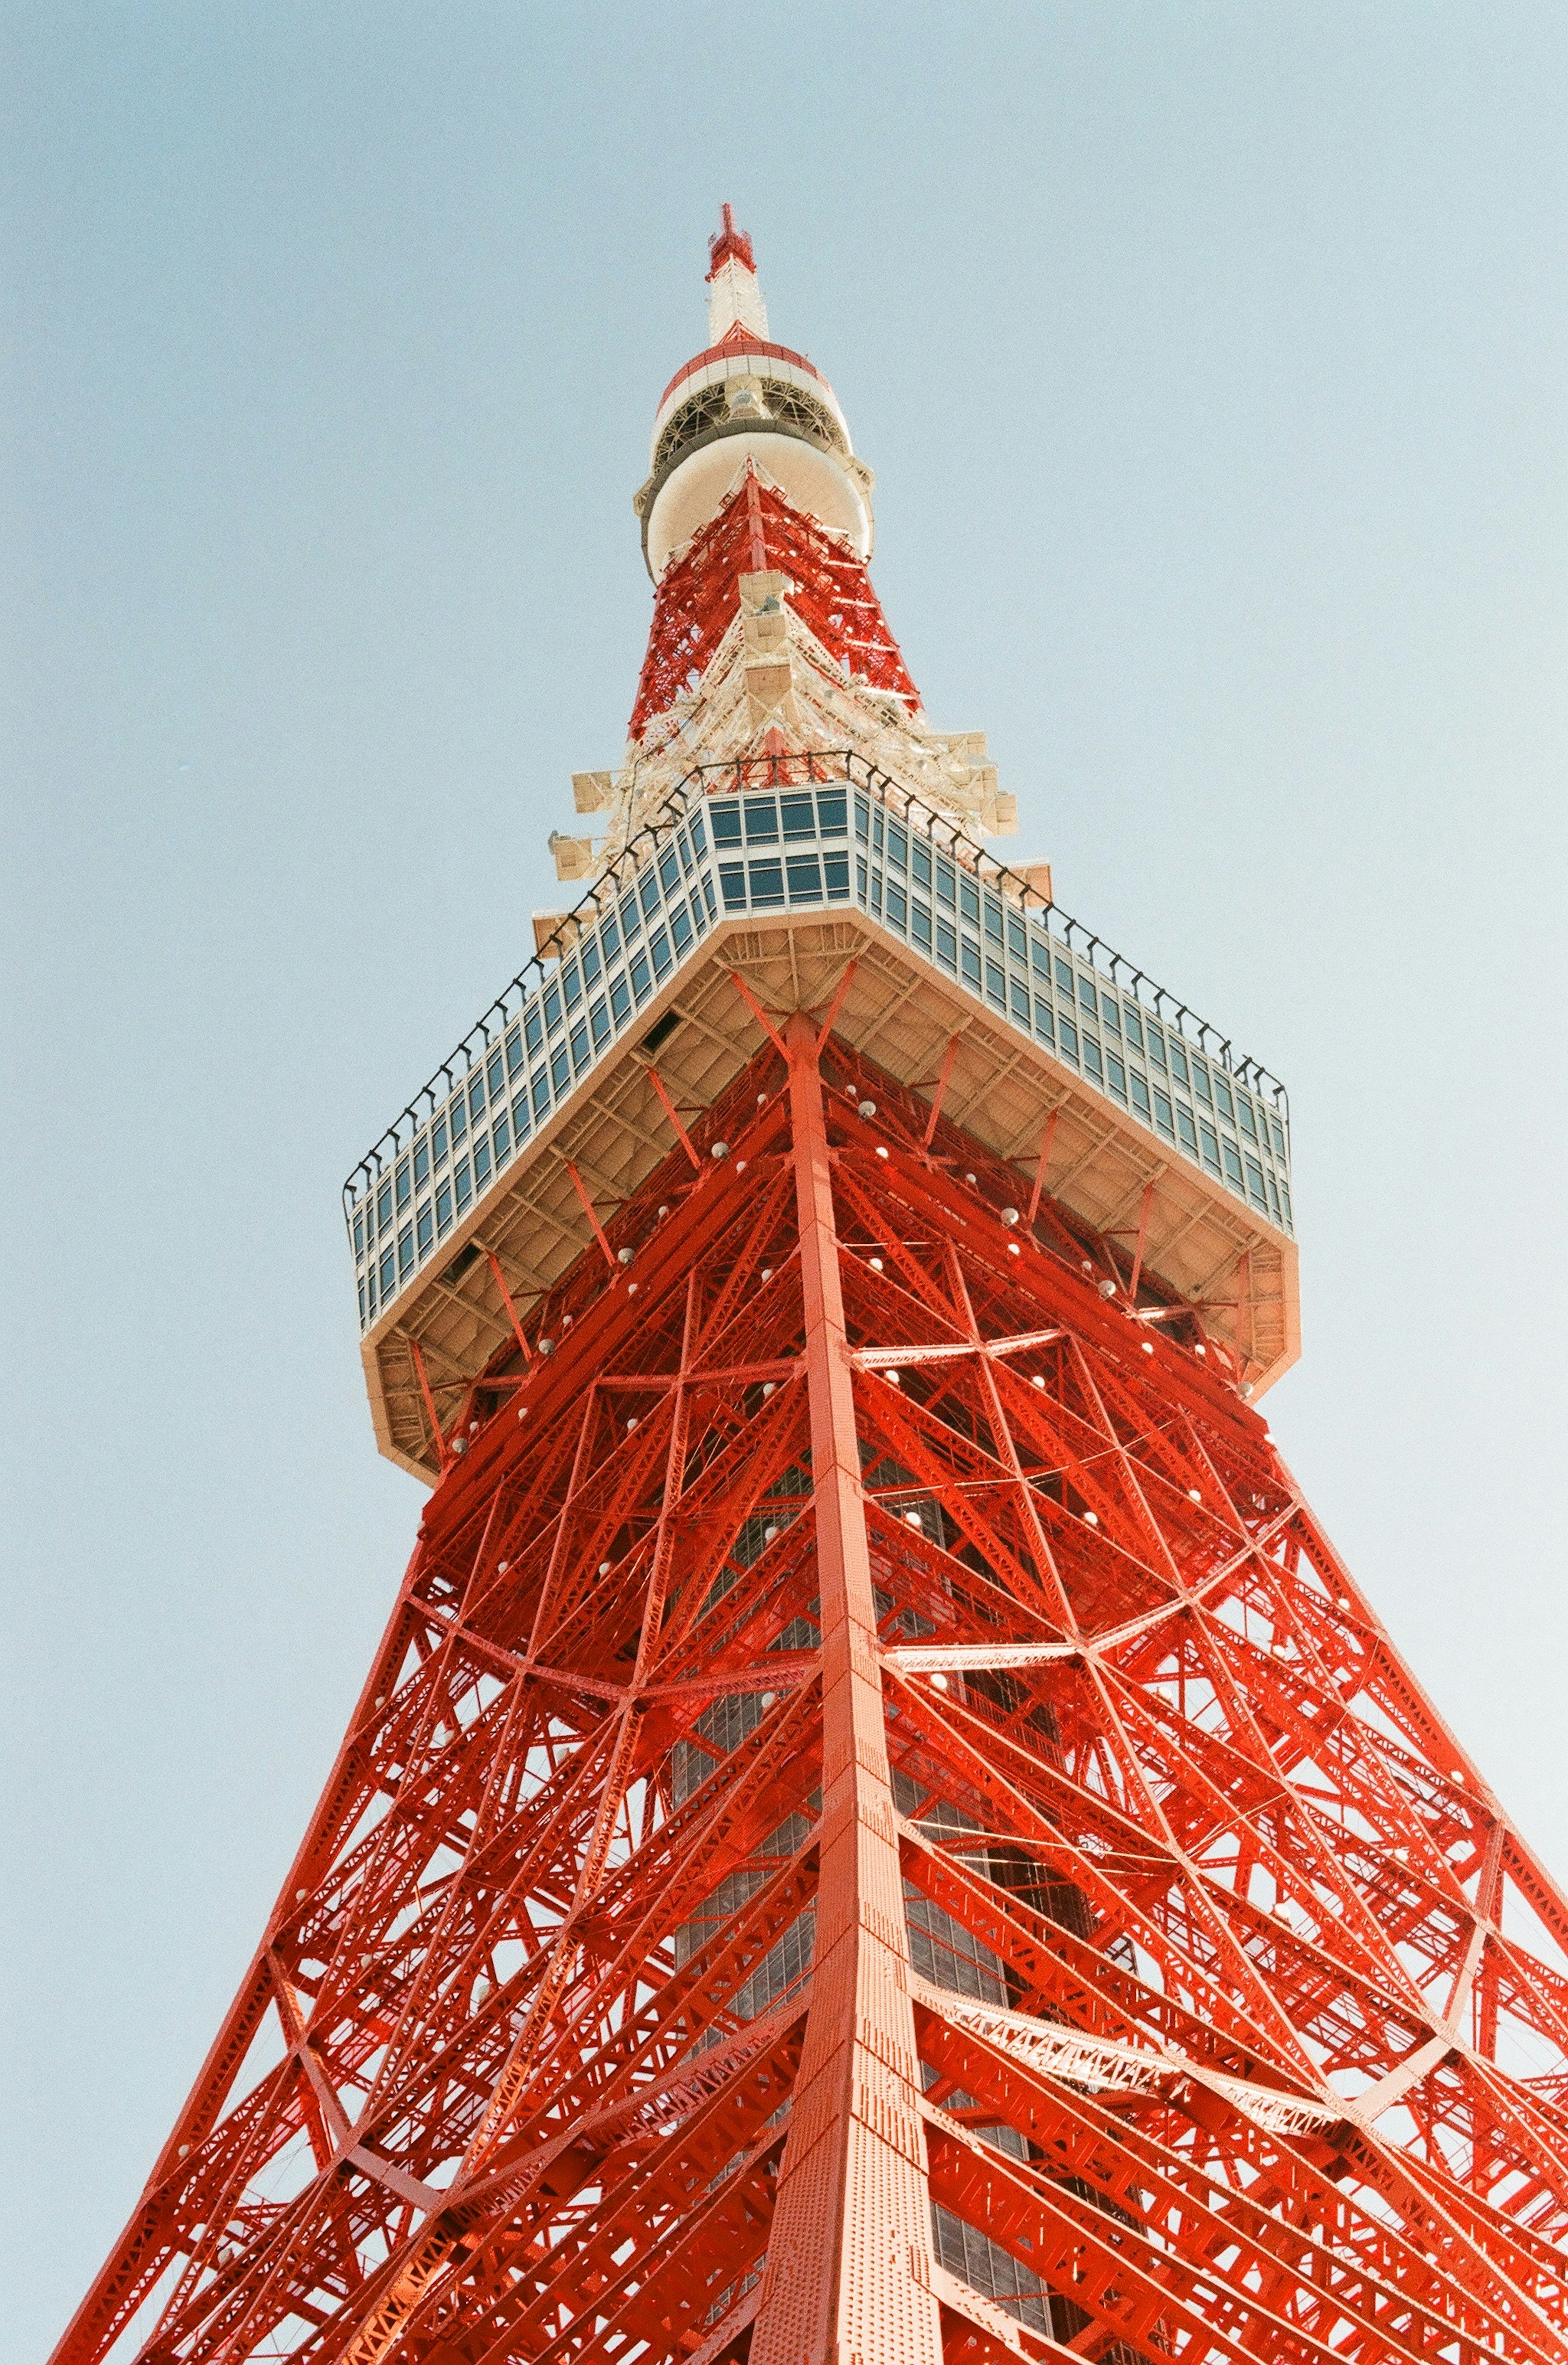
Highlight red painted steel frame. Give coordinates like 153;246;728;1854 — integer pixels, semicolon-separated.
628;470;919;739
54;1032;1568;2365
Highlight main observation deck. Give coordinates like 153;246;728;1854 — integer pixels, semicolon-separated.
344;751;1298;1481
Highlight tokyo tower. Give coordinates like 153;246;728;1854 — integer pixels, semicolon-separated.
57;210;1568;2365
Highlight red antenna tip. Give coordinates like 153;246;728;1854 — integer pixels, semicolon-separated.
706;203;756;281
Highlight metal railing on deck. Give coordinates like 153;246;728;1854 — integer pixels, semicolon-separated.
344;751;1292;1334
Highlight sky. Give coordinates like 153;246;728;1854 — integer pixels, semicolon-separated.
4;4;1566;2353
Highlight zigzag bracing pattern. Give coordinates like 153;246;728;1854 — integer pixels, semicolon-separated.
56;1024;1568;2365
628;471;919;739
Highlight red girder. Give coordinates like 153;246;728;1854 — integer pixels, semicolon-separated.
53;1029;1568;2365
628;470;920;739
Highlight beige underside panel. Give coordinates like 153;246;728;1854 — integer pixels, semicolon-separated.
362;914;1299;1483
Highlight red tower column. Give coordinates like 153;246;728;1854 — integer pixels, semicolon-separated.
749;1017;943;2365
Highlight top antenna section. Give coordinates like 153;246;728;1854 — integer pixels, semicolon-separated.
704;202;768;345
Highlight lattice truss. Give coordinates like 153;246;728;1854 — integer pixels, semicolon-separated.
628;471;918;741
64;1033;1568;2365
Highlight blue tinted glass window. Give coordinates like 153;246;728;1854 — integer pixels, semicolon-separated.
1176;1103;1198;1153
455;1160;472;1214
487;1050;505;1099
960;877;980;925
506;1028;524;1076
688;810;707;855
982;897;1002;944
416;1204;433;1256
398;1225;414;1278
581;940;601;988
433;1116;448;1163
1192;1062;1213;1108
358;1278;366;1321
1169;1043;1190;1088
749;859;785;908
1107;1052;1127;1100
1154;1089;1174;1138
1054;958;1074;995
511;1092;530;1143
532;1072;551;1120
912;900;932;951
744;797;778;844
1082;1035;1103;1083
1130;1071;1151;1119
1101;995;1120;1033
414;1139;429;1187
620;893;641;940
711;800;742;846
787;854;822;901
353;1213;364;1257
984;958;1005;1006
911;842;931;889
887;824;908;871
817;790;847;835
854;793;871;841
470;1077;486;1122
781;793;815;840
1214;1076;1234;1123
472;1137;491;1188
640;874;661;919
1034;1000;1054;1044
525;1009;543;1056
648;927;673;979
1198;1119;1221;1174
570;1019;590;1069
543;984;562;1032
436;1181;453;1235
590;996;611;1049
610;975;631;1024
396;1162;411;1211
1124;1008;1143;1052
670;904;692;952
563;959;583;1011
1236;1093;1256;1139
961;939;981;987
550;1044;571;1094
451;1096;467;1143
869;870;881;915
380;1249;396;1296
719;862;747;911
659;848;681;895
1059;1017;1079;1062
600;913;620;960
377;1182;393;1231
1146;1026;1167;1071
1007;913;1027;960
936;916;957;970
1009;975;1029;1024
630;952;652;1002
1078;975;1096;1010
935;858;956;908
886;882;907;929
824;851;850;899
1271;1114;1286;1158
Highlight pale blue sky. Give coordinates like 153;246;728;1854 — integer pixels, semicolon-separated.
6;6;1566;2350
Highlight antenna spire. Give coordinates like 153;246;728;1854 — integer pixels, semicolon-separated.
704;201;768;344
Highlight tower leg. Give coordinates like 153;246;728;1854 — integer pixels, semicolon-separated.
750;1015;943;2365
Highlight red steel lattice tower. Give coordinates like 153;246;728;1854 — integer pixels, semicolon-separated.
57;216;1568;2365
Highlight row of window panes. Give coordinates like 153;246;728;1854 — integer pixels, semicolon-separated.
707;786;849;849
356;815;719;1324
355;782;1293;1329
856;848;1292;1233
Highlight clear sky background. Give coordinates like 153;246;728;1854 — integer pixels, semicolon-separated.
4;5;1566;2352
